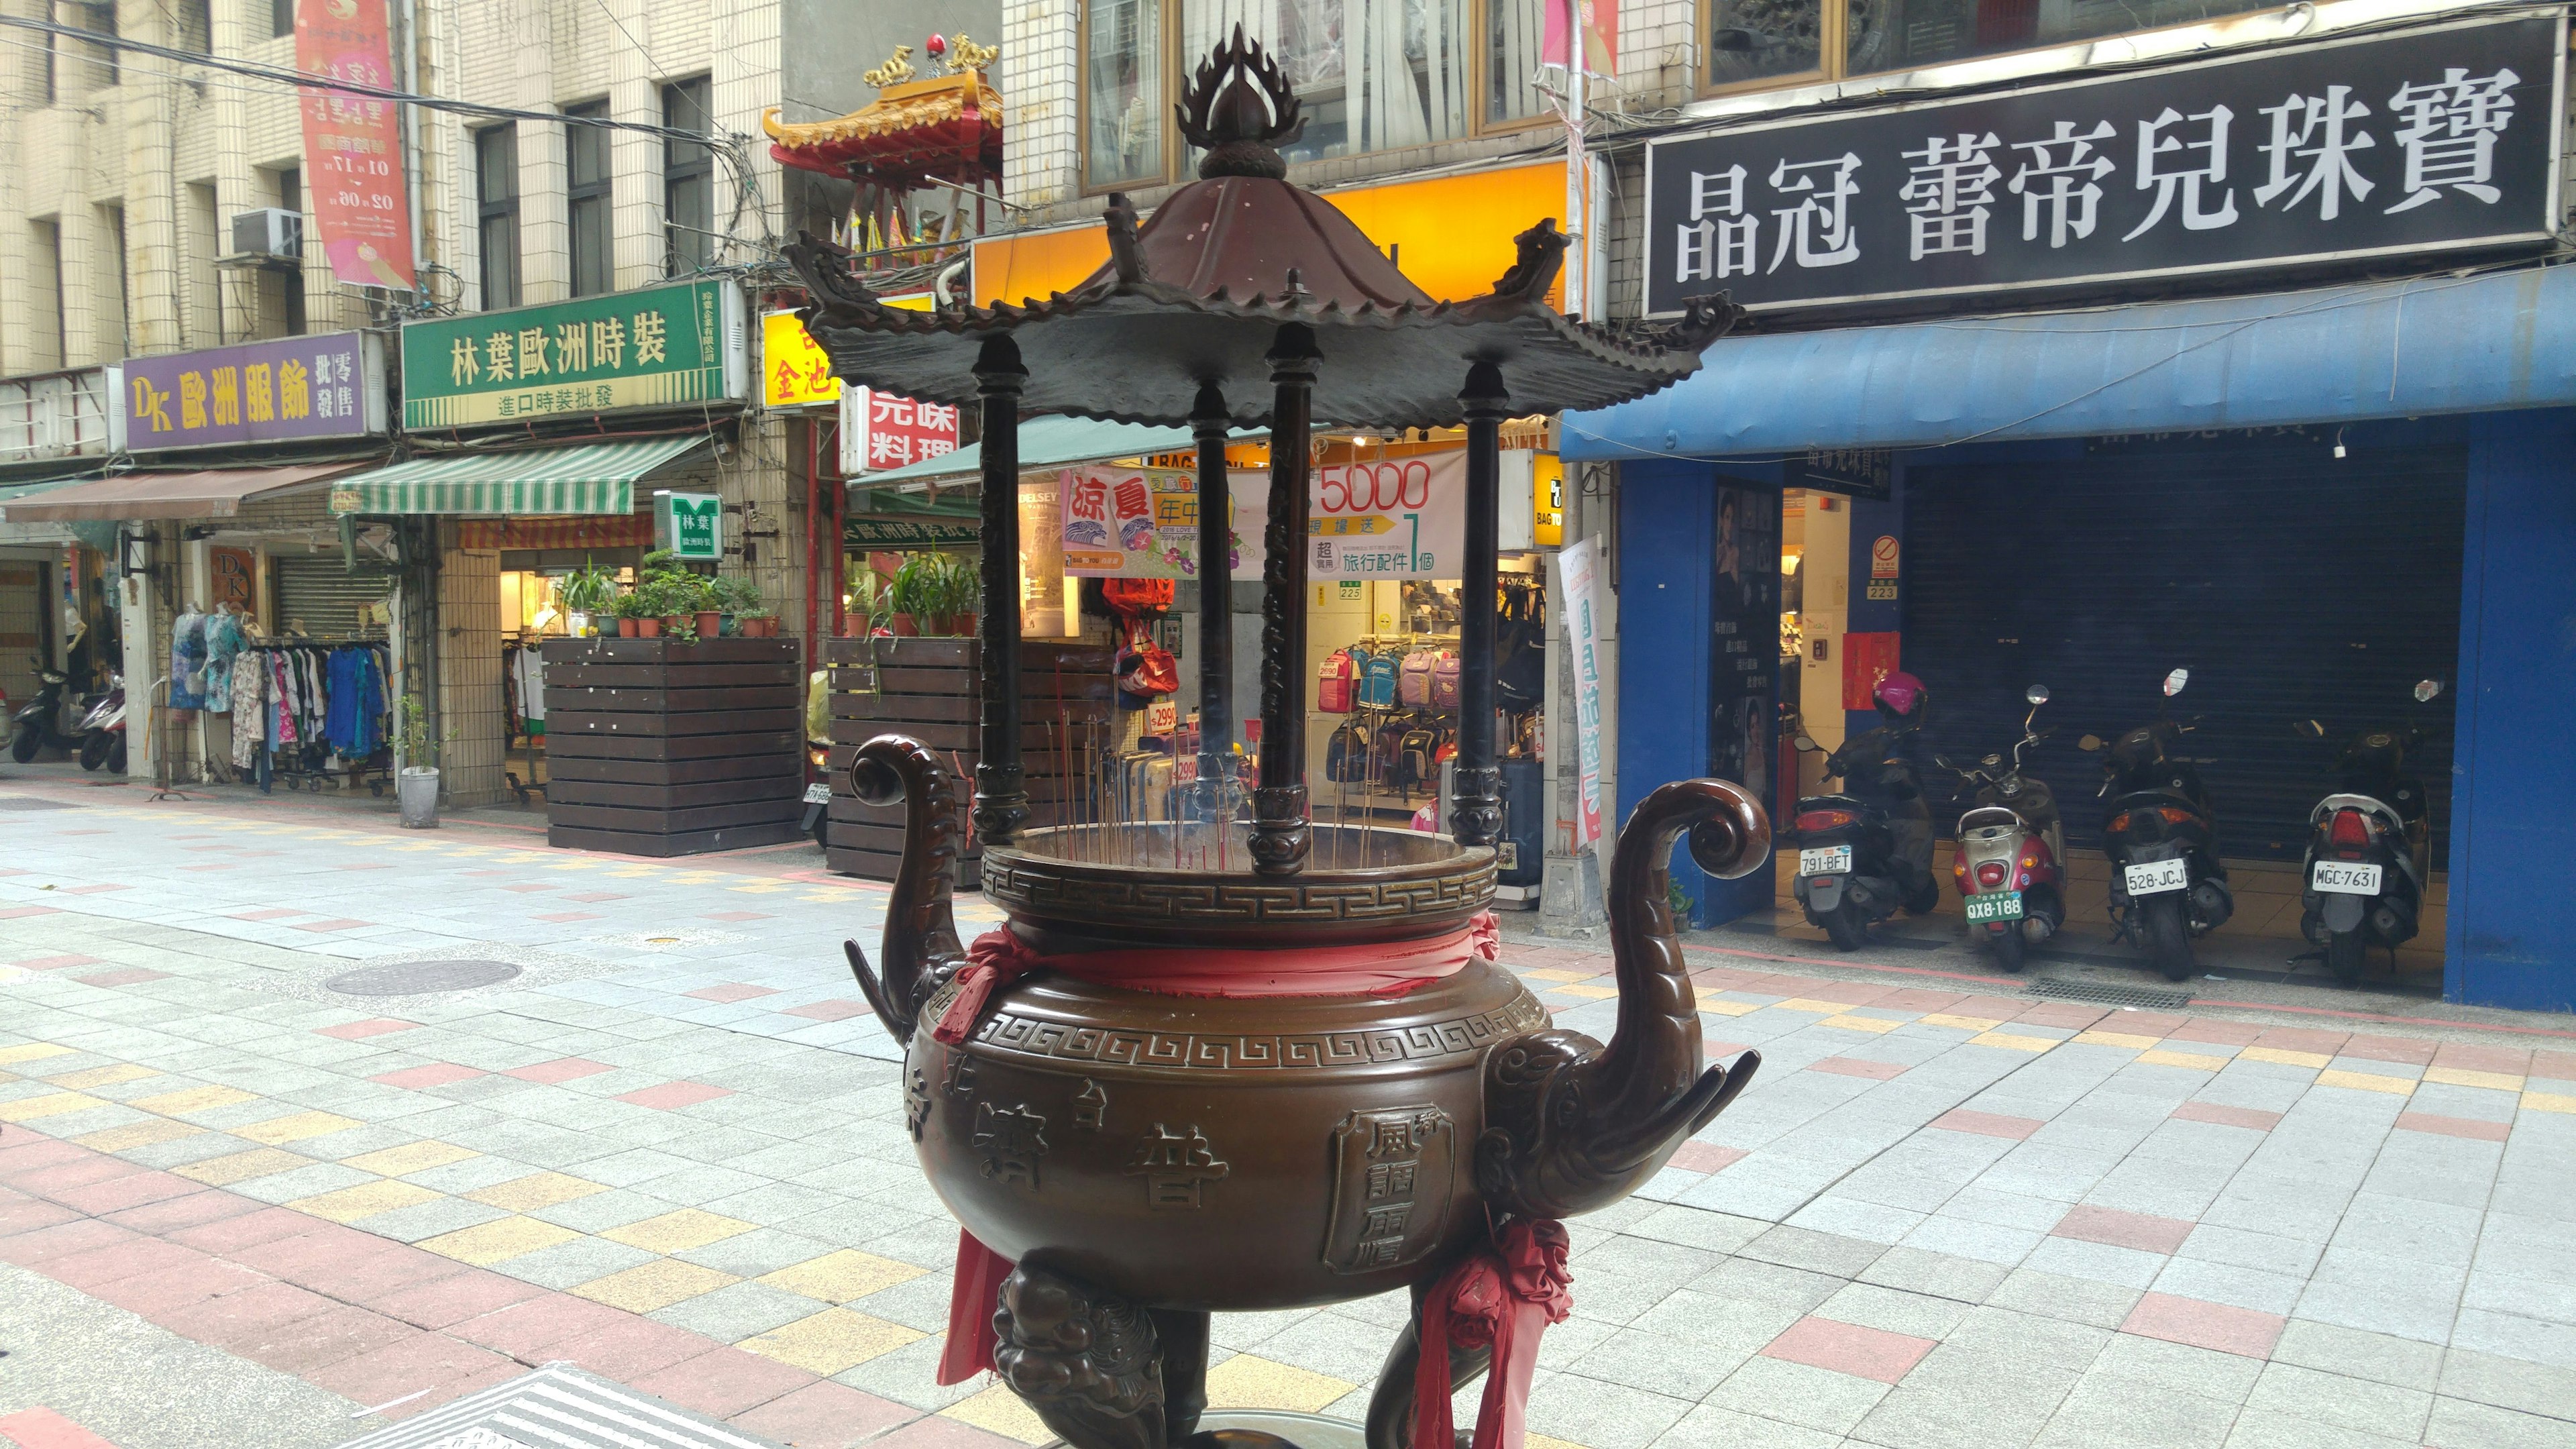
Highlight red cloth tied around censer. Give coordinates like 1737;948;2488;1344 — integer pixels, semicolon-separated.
1414;1220;1574;1449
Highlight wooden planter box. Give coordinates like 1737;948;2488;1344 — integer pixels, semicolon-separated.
543;637;805;857
825;637;1116;887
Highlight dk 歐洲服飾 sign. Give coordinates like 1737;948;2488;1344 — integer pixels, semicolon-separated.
1645;13;2564;315
113;333;386;450
402;280;748;429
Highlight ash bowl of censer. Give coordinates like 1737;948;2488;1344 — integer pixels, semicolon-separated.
791;27;1756;1449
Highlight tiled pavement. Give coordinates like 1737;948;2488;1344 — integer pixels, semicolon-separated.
2;777;2574;1448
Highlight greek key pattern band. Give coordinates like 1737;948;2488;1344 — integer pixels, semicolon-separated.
963;994;1548;1074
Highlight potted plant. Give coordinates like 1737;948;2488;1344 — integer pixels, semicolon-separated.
937;554;981;636
888;553;932;636
390;694;457;828
559;559;619;637
741;606;778;637
711;575;763;635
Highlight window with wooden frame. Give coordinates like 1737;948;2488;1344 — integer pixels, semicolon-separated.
1081;0;1558;195
565;101;613;298
1708;0;2285;95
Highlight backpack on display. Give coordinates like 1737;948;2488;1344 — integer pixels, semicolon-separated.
1318;651;1356;714
1399;650;1438;707
1373;720;1409;781
1431;653;1461;710
1326;720;1371;782
1398;727;1438;792
1360;651;1399;708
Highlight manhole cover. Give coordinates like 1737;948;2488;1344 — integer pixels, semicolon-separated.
2023;977;2192;1011
0;797;78;812
325;959;523;996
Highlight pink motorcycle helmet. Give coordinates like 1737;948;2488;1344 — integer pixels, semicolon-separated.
1872;670;1929;723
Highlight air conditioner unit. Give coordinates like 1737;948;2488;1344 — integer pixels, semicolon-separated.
231;207;303;263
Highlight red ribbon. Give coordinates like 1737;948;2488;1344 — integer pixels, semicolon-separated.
1415;1220;1572;1449
928;912;1501;1046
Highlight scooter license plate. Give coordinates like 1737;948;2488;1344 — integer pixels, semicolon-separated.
802;783;832;805
2124;859;2192;896
2312;861;2383;896
1799;845;1851;875
1964;892;2024;924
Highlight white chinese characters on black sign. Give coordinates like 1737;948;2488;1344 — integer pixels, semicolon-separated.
1645;16;2559;314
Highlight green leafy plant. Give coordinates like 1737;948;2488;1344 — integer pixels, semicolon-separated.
390;695;458;772
887;553;936;619
710;575;763;615
558;558;619;614
637;549;714;617
929;553;981;626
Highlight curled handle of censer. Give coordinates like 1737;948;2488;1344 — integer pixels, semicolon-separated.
843;735;969;1044
1414;1220;1572;1449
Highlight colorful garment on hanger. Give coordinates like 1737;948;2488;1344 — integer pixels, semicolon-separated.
230;651;266;767
270;652;300;746
203;611;246;712
168;610;208;710
324;646;388;757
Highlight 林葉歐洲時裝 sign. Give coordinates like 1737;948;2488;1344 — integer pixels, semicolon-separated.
400;280;746;429
1644;13;2563;316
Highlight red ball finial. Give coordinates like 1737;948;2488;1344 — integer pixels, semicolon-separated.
925;33;947;56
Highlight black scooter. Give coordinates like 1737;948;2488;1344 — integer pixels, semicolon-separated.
9;660;99;764
2293;679;2443;986
2080;668;2233;981
1789;724;1939;950
800;669;832;848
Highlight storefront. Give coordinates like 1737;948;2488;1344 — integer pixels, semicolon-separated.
0;368;116;727
1570;9;2575;1010
331;279;753;808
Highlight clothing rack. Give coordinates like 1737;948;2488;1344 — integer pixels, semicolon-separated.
234;637;393;796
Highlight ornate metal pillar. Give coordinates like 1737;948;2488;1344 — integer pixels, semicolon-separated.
972;337;1030;848
1452;362;1509;849
1251;325;1320;876
1191;382;1232;819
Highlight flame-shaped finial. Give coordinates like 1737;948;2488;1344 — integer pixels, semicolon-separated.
1174;24;1307;180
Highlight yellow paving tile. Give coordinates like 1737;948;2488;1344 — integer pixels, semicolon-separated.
43;1064;158;1090
727;883;794;894
1518;968;1592;983
343;1141;482;1177
759;1249;927;1305
466;1172;610;1212
1699;1000;1761;1018
602;1208;757;1254
420;1214;582;1266
738;1309;922;1376
1921;1014;2004;1032
941;1383;1057;1444
0;1041;76;1066
2316;1069;2416;1097
572;1258;739;1313
0;1092;107;1122
1527;1436;1586;1449
131;1085;258;1116
290;1179;443;1223
1203;1353;1356;1413
233;1111;366;1145
1969;1032;2057;1053
1550;984;1620;1000
2072;1031;2161;1050
174;1148;311;1186
1823;1014;1902;1034
2138;1049;2230;1071
2241;1048;2332;1069
74;1119;205;1152
1767;998;1849;1014
2425;1067;2524;1092
2518;1091;2576;1115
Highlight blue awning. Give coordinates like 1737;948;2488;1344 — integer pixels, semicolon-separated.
1562;266;2576;460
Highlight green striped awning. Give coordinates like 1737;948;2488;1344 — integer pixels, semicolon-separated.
326;437;706;516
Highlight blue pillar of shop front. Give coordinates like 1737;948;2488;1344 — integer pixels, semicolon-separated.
1618;460;1717;926
2446;408;2576;1012
1841;464;1907;739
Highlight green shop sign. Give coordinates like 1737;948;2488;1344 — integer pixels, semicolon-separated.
400;280;748;430
655;490;723;560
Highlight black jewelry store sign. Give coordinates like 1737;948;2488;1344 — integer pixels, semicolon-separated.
1644;12;2565;316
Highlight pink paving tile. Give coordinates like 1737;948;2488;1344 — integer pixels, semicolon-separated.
232;1225;407;1287
370;1270;545;1332
292;919;376;933
616;1081;736;1110
228;908;309;922
0;1198;82;1238
2430;1041;2533;1076
2338;1034;2436;1067
0;906;62;919
72;967;171;987
0;1130;93;1167
370;1063;488;1089
11;1155;144;1197
315;1018;420;1040
1667;1142;1748;1174
2013;1002;2108;1030
2170;1100;2284;1131
1760;1314;1937;1384
0;1406;120;1449
2250;1027;2349;1056
2165;1018;2265;1047
703;910;774;922
2120;1292;2286;1359
0;1220;138;1269
685;983;782;1004
164;1205;320;1255
37;1236;207;1292
784;999;872;1022
156;1279;340;1348
329;1248;480;1307
504;1057;615;1085
2115;1010;2194;1037
377;1361;525;1422
631;1346;821;1419
2051;1205;2196;1254
533;911;604;923
54;883;127;896
729;1379;918;1448
2532;1050;2576;1082
1874;988;1971;1012
103;1188;263;1237
451;1294;635;1357
303;1330;519;1409
12;955;103;971
561;892;627;903
543;1318;724;1382
88;1255;266;1319
1810;1057;1909;1081
48;1169;203;1218
1705;1040;1755;1062
233;1303;419;1376
1929;1109;2045;1140
1950;994;2035;1020
498;883;555;893
2395;1111;2512;1143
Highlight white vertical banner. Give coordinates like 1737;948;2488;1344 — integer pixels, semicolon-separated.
1552;535;1608;859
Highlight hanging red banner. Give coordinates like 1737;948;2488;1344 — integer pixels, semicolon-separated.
296;0;415;291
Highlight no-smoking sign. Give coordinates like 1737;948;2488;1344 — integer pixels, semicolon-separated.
1870;535;1900;578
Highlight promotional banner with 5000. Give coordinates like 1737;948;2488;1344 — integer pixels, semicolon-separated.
1057;453;1468;581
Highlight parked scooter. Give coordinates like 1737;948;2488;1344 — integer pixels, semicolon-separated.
2079;668;2233;981
1789;724;1939;950
2292;679;2443;987
1936;684;2066;974
76;674;126;773
801;668;832;847
9;660;99;764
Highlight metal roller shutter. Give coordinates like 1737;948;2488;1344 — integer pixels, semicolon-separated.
1902;430;2464;863
269;553;396;641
